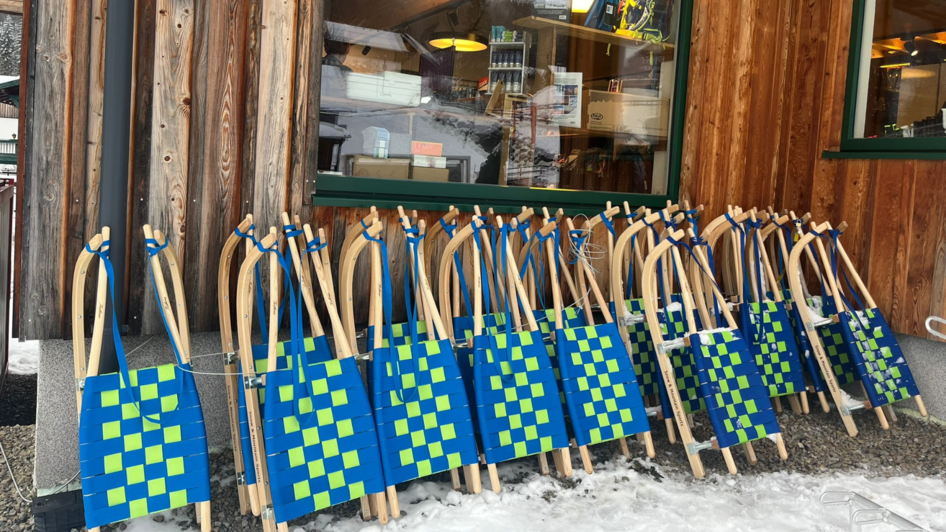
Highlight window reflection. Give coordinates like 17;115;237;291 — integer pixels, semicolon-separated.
318;0;679;194
854;0;946;139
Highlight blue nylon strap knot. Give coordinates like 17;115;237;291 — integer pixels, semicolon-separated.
439;217;457;236
145;237;168;257
568;230;587;265
599;212;616;237
360;219;371;230
283;224;303;239
234;224;257;243
685;209;700;234
303;237;326;254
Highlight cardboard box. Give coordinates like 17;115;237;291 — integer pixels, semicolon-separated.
411;141;443;157
411;167;450;182
412;155;447;169
351;155;410;180
587;89;670;138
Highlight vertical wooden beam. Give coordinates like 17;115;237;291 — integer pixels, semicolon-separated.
126;0;157;334
63;0;92;337
302;0;324;208
253;0;297;231
19;0;75;339
184;0;248;331
240;0;261;219
12;0;35;338
289;0;324;218
144;0;193;332
85;0;106;240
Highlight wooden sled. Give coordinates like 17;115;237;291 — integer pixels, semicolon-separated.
74;227;212;531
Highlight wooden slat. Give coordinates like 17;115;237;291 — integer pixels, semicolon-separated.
11;0;33;338
63;0;92;338
0;0;22;15
288;0;315;219
126;0;157;334
85;0;106;240
903;161;945;336
183;0;248;331
252;0;296;232
143;0;194;333
18;0;75;339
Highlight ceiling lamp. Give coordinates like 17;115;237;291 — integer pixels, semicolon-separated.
429;32;488;52
904;38;918;56
573;0;594;13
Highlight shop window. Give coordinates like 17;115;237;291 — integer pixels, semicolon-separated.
316;0;692;211
839;0;946;157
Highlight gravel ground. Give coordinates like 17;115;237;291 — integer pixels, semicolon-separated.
1;402;944;531
0;374;37;427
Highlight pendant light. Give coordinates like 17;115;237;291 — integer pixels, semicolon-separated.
429;32;488;52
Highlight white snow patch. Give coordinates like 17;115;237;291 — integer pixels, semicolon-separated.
838;389;865;411
121;459;946;532
696;327;732;345
8;339;39;375
657;302;683;315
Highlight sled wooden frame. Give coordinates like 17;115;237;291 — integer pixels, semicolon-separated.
640;227;788;478
393;211;478;498
338;207;379;349
436;212;569;489
217;215;257;515
789;222;929;439
610;208;680;442
338;217;477;517
424;206;461;336
73;227;213;532
730;210;807;415
237;229;385;532
547;214;656;473
479;214;574;489
516;207;584;316
822;223;927;422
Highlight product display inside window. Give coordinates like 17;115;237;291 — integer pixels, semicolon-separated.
318;0;679;194
852;0;946;139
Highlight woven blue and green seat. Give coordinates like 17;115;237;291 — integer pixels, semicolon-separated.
236;337;333;488
779;291;827;394
609;299;660;399
658;306;705;417
252;240;385;523
472;226;569;465
736;221;805;398
554;322;651;447
79;239;211;529
689;328;783;448
838;309;919;406
366;321;428;349
815;295;858;387
365;229;479;488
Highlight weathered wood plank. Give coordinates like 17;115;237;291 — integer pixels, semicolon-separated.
239;0;261;223
11;0;34;338
903;161;944;336
288;0;313;219
126;0;157;334
722;0;754;209
183;0;248;331
19;0;75;339
85;0;106;239
252;0;297;232
63;0;92;338
0;0;22;15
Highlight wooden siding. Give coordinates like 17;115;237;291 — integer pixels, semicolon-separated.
17;0;946;341
679;0;946;340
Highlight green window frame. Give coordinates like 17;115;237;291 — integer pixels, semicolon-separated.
311;0;695;215
829;0;946;161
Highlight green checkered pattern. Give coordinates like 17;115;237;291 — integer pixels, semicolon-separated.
537;307;585;335
472;331;569;464
692;329;781;448
745;302;804;398
366;321;428;349
659;314;704;415
622;299;660;398
842;309;918;406
816;325;858;387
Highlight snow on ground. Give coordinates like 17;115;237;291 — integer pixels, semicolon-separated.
7;338;38;375
126;458;946;532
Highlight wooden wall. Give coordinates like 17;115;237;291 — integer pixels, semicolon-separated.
679;0;946;340
17;0;946;341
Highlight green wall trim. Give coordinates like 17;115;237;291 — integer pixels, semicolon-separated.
822;149;946;161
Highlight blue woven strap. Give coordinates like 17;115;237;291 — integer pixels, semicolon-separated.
282;224;303;239
625;233;638;300
441;218;474;319
567;230;587;265
363;230;418;403
235;224;287;338
599;212;616;237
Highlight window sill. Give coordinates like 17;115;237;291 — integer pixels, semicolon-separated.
821;150;946;161
310;174;675;216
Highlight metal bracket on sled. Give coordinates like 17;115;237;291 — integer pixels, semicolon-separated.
618;314;645;327
261;505;275;521
224;351;238;365
657;338;686;355
839;401;868;417
243;375;263;389
686;440;714;455
75;378;85;392
236;472;246;486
